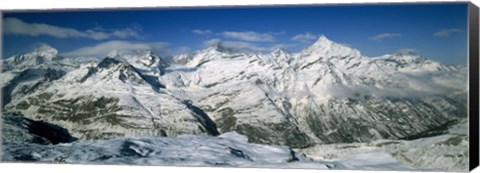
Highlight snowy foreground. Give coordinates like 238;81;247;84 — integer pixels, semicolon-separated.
2;131;417;170
299;120;469;172
2;132;326;168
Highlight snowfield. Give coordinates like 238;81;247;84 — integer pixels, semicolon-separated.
2;131;419;170
2;132;329;168
299;119;469;171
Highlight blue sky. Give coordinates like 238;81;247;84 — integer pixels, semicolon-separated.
2;2;468;64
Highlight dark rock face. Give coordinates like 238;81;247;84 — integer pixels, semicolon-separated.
183;100;220;136
2;113;77;145
236;123;313;148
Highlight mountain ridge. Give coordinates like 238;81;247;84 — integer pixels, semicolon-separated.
2;36;468;148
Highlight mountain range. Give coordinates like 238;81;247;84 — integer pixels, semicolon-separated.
1;35;468;150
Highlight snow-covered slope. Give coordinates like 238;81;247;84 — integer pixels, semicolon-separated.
0;35;468;171
2;45;61;71
2;45;98;73
1;45;99;106
2;35;468;149
159;35;467;147
2;131;328;168
2;114;414;170
108;49;168;75
4;55;219;140
3;130;417;170
299;119;469;171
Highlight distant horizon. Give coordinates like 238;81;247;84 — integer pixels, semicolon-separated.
2;3;468;64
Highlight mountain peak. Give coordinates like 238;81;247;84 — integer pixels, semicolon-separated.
301;35;362;59
391;52;426;63
272;47;291;56
29;44;59;59
35;44;58;53
205;42;236;54
273;47;288;53
308;35;341;50
97;57;129;69
106;49;167;70
2;44;61;71
305;35;334;49
316;35;332;44
394;51;417;57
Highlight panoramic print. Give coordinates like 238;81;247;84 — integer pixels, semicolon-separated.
1;3;470;172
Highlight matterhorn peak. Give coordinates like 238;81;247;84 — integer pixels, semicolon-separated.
300;35;362;59
307;35;344;51
315;35;333;45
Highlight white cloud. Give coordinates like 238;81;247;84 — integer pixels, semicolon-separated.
433;29;463;37
3;17;142;40
291;32;317;43
221;31;275;42
175;46;192;54
203;38;222;47
324;77;460;99
193;30;284;43
111;29;142;39
397;48;417;54
192;29;213;35
221;41;270;52
369;33;401;41
202;38;284;52
62;41;169;57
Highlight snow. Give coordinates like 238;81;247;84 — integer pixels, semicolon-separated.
2;132;328;169
3;131;428;170
0;71;16;87
1;37;469;172
299;35;363;63
298;120;470;172
2;45;59;71
335;151;414;170
24;44;59;61
4;56;219;139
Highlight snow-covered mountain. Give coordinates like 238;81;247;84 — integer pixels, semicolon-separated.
2;112;416;170
1;35;468;171
2;45;61;72
0;36;468;170
3;48;219;140
160;35;467;147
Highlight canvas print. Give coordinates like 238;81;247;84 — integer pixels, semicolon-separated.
0;2;472;172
